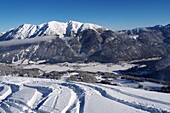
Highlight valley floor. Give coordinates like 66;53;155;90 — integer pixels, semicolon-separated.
0;76;169;113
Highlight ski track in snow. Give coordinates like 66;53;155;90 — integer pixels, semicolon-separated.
60;82;85;113
0;76;169;113
97;84;170;106
78;83;169;113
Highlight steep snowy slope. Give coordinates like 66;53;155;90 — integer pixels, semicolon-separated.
0;76;169;113
66;21;84;36
0;20;104;40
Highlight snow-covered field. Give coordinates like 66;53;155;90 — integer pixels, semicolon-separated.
23;62;136;73
0;76;169;113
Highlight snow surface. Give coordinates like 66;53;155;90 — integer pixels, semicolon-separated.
0;85;12;101
129;35;139;39
0;76;169;113
23;62;136;73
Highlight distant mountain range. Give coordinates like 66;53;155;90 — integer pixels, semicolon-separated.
121;24;170;34
0;20;170;65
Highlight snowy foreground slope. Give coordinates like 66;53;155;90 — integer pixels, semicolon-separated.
0;76;170;113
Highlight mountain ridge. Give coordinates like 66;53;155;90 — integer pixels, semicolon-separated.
0;20;104;41
1;20;170;41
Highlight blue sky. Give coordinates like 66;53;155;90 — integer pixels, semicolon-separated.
0;0;170;32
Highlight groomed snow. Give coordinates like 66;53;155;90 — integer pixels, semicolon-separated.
0;76;169;113
9;87;42;108
0;85;12;101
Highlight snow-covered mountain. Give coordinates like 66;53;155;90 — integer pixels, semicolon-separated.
0;32;4;37
0;22;170;83
0;21;104;40
121;24;170;35
147;24;170;30
0;22;170;65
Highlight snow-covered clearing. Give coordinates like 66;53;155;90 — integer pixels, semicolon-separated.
0;76;169;113
23;62;135;73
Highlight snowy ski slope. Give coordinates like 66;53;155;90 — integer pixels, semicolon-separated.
0;76;169;113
